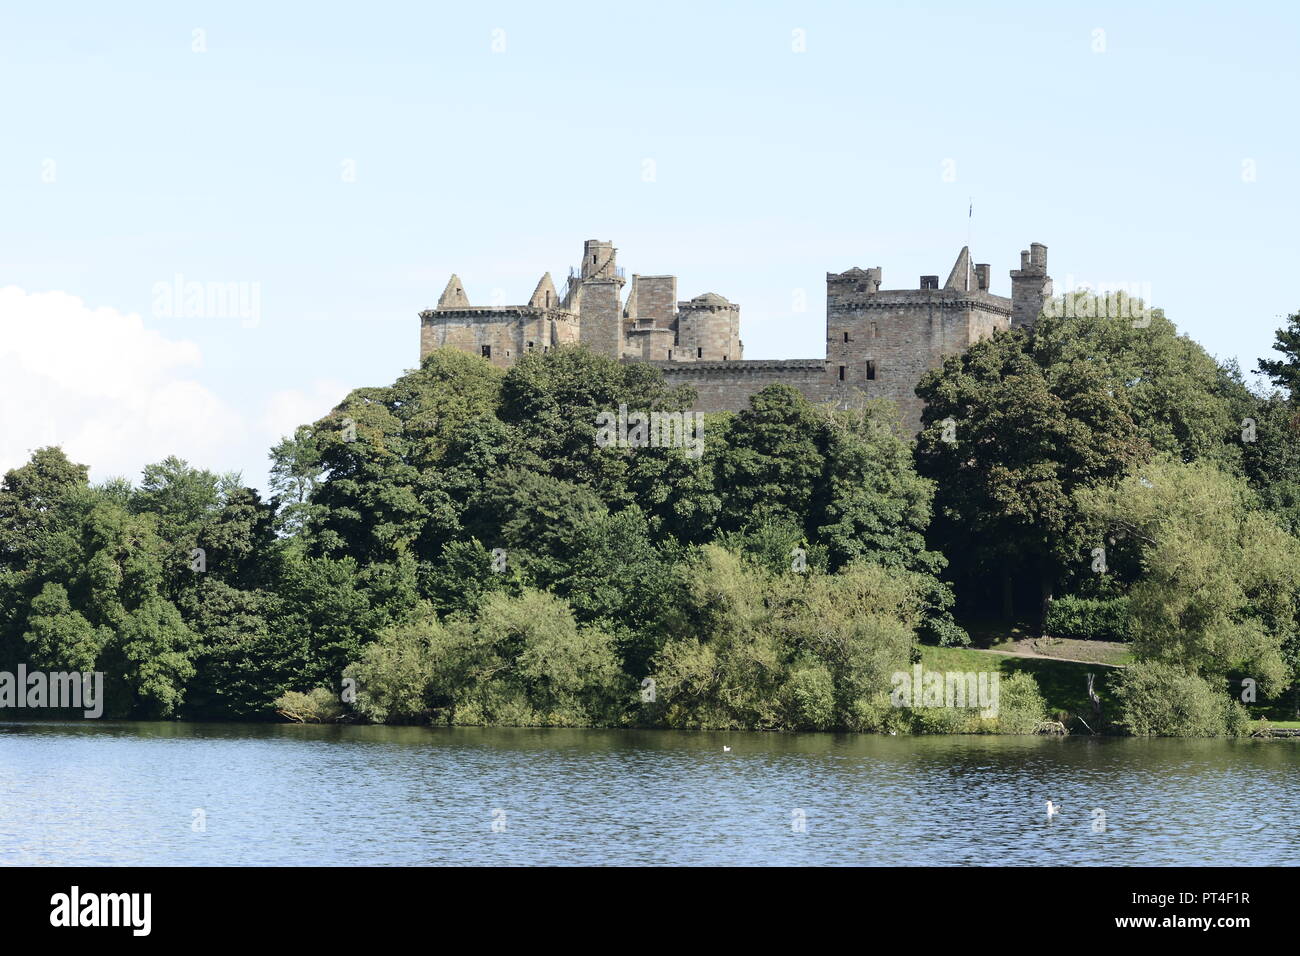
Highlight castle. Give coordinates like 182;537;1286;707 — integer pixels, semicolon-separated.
419;238;1053;432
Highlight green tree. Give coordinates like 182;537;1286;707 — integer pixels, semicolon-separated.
715;385;825;533
915;328;1145;626
1077;458;1300;695
23;582;106;673
1257;310;1300;400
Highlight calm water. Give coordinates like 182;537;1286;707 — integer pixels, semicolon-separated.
0;721;1296;866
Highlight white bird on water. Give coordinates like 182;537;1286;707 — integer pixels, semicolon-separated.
723;745;731;752
1046;800;1060;818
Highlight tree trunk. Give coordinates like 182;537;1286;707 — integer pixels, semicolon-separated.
1038;567;1054;637
1001;569;1014;621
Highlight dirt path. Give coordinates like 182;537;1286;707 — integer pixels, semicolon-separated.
971;645;1127;668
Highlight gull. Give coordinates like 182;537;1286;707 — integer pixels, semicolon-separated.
1046;800;1060;818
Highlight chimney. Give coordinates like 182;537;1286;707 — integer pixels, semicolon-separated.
1010;241;1053;330
975;263;991;291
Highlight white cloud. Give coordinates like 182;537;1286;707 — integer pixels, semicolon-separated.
0;286;245;482
259;379;349;445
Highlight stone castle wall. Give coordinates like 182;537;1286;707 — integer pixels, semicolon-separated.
418;238;1051;433
653;360;832;413
419;306;580;369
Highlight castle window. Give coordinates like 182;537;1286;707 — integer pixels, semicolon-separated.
843;331;850;343
527;341;534;350
866;360;877;380
697;347;703;358
481;345;491;358
838;365;846;381
872;322;879;338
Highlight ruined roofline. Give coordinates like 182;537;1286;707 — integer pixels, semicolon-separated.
647;358;826;371
827;291;1012;316
419;305;578;320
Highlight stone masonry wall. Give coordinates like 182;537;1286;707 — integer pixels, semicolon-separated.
825;288;1011;431
420;308;579;368
632;275;676;327
655;360;830;413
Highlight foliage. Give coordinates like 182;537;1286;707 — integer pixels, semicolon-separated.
1076;458;1300;695
649;546;921;731
1257;310;1300;401
1044;595;1132;642
5;317;1298;737
274;688;344;723
1111;662;1244;737
994;671;1049;734
915;326;1146;625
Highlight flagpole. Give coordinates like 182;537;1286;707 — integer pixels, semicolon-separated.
967;199;973;289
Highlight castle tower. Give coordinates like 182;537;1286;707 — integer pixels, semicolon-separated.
1010;242;1052;329
824;248;1013;430
576;239;625;358
623;274;678;360
676;293;741;361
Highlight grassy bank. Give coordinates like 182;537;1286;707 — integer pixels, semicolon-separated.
921;644;1300;732
919;645;1118;730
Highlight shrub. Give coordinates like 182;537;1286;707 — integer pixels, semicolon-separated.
274;688;344;723
1045;594;1131;641
994;671;1047;734
782;661;837;730
1111;662;1232;736
908;704;975;734
345;605;453;723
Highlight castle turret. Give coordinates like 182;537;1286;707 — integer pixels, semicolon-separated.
676;292;741;361
1010;242;1052;329
576;239;625;358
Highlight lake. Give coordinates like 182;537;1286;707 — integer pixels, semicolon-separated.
1;721;1296;866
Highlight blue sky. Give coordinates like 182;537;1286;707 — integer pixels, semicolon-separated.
2;0;1297;491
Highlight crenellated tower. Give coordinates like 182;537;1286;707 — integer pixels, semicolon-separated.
1010;242;1053;329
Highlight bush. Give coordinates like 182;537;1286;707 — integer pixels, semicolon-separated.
1112;662;1234;736
274;688;344;723
1045;595;1131;641
994;671;1047;734
345;605;453;723
908;704;976;735
462;589;628;727
782;661;837;730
